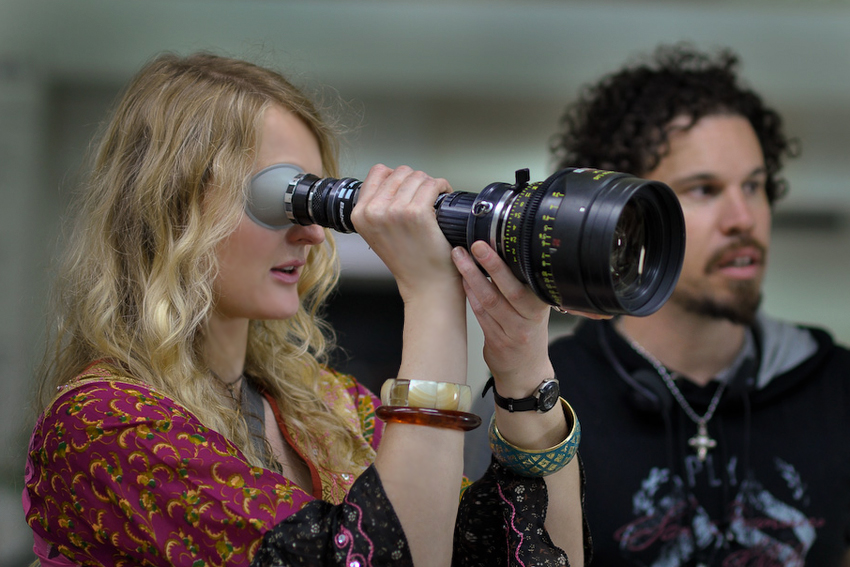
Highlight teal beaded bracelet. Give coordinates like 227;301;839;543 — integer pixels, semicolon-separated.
489;397;581;478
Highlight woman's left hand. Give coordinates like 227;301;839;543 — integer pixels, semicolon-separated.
454;240;595;565
451;240;553;396
452;240;610;393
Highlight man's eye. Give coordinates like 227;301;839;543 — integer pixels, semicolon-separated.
687;184;716;197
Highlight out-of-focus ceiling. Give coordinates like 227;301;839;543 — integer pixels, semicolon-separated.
2;0;849;107
2;0;849;211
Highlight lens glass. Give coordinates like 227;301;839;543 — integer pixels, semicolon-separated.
610;198;648;296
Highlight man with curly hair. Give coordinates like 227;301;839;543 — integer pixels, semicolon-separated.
548;43;850;566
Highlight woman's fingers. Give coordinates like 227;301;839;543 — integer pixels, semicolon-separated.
352;165;458;300
451;246;501;315
451;243;547;338
453;243;552;382
353;165;451;231
354;164;394;206
466;241;545;317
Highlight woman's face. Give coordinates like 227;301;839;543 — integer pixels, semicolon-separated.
213;105;326;322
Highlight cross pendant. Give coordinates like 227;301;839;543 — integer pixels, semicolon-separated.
688;422;717;462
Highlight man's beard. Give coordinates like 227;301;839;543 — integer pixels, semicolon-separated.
671;279;762;326
671;236;767;326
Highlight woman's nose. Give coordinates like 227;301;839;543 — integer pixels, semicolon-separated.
287;223;326;245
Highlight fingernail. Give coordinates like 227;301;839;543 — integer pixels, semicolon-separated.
451;247;465;260
470;241;488;260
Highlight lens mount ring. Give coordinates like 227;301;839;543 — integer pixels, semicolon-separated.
487;190;518;253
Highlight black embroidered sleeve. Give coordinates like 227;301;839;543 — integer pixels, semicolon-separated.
252;457;591;567
453;457;593;567
251;465;412;567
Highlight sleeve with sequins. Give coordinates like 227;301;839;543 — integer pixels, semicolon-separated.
250;464;413;566
452;457;593;567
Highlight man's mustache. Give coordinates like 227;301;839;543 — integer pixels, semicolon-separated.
704;237;767;273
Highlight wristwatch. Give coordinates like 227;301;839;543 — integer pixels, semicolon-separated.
483;376;560;413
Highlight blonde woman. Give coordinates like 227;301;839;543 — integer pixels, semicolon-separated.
23;53;588;566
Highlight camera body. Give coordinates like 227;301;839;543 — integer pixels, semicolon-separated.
247;164;685;316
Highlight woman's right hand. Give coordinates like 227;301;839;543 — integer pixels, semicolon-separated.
354;165;468;567
350;164;458;302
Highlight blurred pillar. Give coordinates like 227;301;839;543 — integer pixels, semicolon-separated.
0;54;47;563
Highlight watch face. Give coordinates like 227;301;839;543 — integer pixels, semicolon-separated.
538;380;560;412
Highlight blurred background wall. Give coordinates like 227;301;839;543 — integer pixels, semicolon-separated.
1;1;848;563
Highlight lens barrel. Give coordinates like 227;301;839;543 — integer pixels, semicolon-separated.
515;168;685;316
249;165;685;316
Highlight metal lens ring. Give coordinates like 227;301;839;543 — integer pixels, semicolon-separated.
499;183;538;286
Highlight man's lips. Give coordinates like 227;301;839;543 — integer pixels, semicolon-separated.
716;248;761;268
706;240;766;277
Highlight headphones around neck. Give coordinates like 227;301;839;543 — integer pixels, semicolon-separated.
597;323;672;413
597;321;759;415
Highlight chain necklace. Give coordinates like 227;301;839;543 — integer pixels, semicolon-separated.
210;370;246;405
627;338;727;462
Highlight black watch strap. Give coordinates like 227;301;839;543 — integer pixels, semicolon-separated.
482;376;560;413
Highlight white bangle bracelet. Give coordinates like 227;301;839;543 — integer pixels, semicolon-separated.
380;379;472;412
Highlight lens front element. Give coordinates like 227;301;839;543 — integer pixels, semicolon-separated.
610;198;648;296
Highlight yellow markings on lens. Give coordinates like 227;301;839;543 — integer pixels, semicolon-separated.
502;183;538;270
501;179;572;306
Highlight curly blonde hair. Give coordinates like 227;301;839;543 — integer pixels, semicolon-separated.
37;52;374;473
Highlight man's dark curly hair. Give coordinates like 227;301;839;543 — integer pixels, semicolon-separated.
550;43;797;203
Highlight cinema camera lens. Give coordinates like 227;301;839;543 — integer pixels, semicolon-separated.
248;165;685;316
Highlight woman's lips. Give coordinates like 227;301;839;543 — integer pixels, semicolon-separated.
270;262;303;284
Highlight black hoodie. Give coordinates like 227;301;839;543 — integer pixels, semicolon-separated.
548;314;850;566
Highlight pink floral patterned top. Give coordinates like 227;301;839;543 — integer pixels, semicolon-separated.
23;362;385;566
